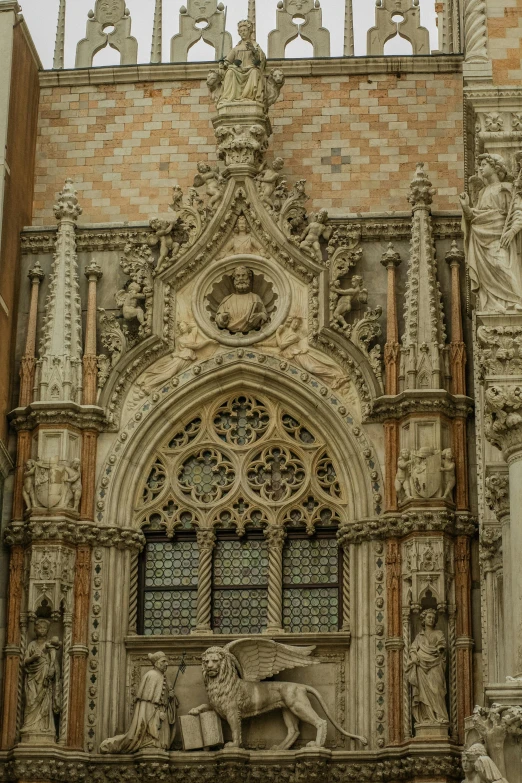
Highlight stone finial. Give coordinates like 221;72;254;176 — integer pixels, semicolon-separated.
380;242;402;269
401;165;448;391
171;1;231;63
75;0;138;68
150;0;162;64
408;163;436;209
268;0;330;58
248;0;256;39
28;259;45;283
53;0;66;69
367;0;430;56
85;260;103;282
344;0;354;56
53;179;83;223
445;239;465;267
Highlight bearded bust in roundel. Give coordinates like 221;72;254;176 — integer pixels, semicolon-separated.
189;638;368;750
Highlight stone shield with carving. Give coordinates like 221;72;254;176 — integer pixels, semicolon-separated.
411;451;442;499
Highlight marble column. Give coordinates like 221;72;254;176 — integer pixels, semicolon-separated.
195;528;216;634
82;261;102;407
19;261;44;407
265;526;286;634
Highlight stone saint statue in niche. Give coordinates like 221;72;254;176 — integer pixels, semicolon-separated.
215;266;269;333
406;609;449;727
21;618;62;741
219;19;266;105
460;153;522;312
101;651;177;753
462;743;509;783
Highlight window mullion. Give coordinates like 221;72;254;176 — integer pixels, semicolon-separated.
195;528;216;633
265;525;286;634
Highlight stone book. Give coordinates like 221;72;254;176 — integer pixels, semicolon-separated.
179;712;224;751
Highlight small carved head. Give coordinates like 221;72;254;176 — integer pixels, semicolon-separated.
478;153;510;182
400;449;410;459
127;282;141;294
271;69;285;86
148;651;169;672
207;70;221;90
197;162;210;173
201;647;226;679
317;208;329;223
462;743;488;772
273;157;284;170
26;459;35;470
177;321;193;335
71;458;81;469
420;608;438;628
288;315;303;332
238;19;254;40
236;215;249;233
34;618;51;638
441;448;453;461
232;266;253;293
351;275;363;288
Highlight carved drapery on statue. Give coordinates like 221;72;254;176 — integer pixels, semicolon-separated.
100;652;177;753
406;609;449;728
21;619;62;744
461;153;522;313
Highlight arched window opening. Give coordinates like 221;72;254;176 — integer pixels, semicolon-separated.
92;44;122;68
187;37;216;62
135;393;348;636
284;35;314;59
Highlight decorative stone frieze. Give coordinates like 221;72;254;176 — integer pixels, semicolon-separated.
337;512;476;546
4;519;145;551
477;322;522;379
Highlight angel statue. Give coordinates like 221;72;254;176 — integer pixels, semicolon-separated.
115;282;145;324
300;209;332;262
460;152;522;312
462;743;508;783
189;638;368;750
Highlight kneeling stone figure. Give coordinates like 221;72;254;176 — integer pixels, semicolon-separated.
189;638;368;750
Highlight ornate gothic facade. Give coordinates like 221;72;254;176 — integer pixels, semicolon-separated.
0;1;522;781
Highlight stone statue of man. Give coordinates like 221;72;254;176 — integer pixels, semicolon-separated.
215;266;268;333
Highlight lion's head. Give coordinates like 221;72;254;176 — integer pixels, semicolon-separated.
201;647;243;711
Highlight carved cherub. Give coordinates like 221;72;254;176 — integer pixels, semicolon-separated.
115;282;145;324
395;449;412;503
148;219;180;270
441;448;456;500
256;157;285;209
300;209;331;261
193;162;225;210
22;459;37;510
331;275;368;330
63;458;82;512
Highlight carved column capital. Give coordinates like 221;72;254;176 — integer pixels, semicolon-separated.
484;384;522;461
485;472;510;523
264;525;286;549
380;242;402;270
445;239;464;269
196;528;216;551
28;259;45;284
84;260;102;283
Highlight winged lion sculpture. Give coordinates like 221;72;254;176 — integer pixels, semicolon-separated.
189;637;368;750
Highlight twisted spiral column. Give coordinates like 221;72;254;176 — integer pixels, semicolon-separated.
128;551;139;635
464;0;489;61
265;526;286;634
341;542;350;632
59;613;73;744
195;529;216;633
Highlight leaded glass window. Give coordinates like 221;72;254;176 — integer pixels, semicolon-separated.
282;533;340;633
135;393;348;636
213;533;269;634
140;534;198;635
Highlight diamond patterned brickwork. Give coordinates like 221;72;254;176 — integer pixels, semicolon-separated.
33;71;464;224
487;0;522;84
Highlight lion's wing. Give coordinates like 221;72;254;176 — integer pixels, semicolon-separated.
225;638;317;682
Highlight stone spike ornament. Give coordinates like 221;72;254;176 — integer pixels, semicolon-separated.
37;180;83;404
248;0;256;40
53;0;66;69
150;0;162;64
401;164;448;391
344;0;354;56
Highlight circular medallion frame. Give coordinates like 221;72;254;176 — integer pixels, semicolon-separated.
192;254;292;347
